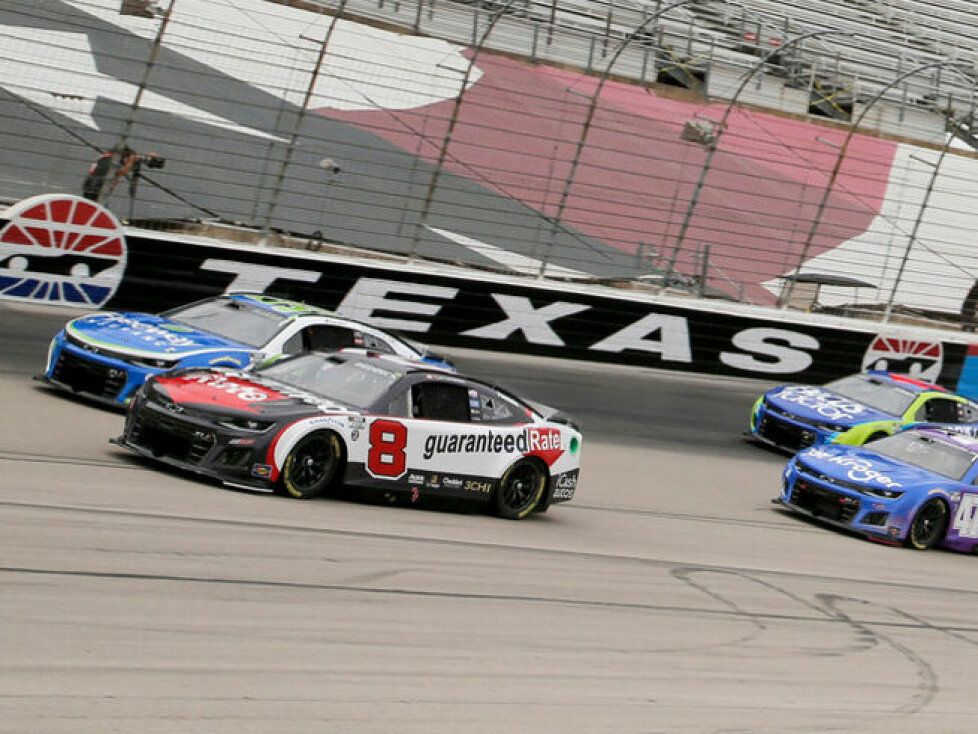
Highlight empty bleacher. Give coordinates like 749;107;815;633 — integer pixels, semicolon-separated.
288;0;978;142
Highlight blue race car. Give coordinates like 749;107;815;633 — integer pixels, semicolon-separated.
747;371;978;453
777;427;978;552
39;292;453;407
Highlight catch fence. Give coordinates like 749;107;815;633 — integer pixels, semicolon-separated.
1;0;977;325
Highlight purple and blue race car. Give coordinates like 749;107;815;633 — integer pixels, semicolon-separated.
777;427;978;552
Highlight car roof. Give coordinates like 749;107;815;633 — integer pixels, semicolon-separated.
304;349;454;375
864;370;949;394
274;350;558;421
913;427;978;452
227;292;334;318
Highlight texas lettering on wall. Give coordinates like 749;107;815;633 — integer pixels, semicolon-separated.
0;197;968;386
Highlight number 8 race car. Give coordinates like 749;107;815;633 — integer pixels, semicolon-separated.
112;351;583;519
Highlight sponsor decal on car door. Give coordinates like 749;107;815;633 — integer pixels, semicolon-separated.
362;418;557;480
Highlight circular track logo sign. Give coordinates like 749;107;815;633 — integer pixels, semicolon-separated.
0;194;127;306
861;335;942;383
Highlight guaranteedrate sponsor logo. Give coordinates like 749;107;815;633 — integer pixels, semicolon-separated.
422;427;562;461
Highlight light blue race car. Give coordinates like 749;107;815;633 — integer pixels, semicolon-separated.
39;292;453;407
777;427;978;552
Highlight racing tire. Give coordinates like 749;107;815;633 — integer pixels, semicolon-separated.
905;498;948;550
279;431;343;500
494;459;546;520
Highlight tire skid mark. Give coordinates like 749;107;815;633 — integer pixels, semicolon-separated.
4;498;978;607
3;564;978;639
671;568;766;649
817;594;937;715
671;567;953;728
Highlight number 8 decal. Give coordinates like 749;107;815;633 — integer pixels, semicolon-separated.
368;419;408;478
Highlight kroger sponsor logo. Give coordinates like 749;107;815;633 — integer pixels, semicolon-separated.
805;448;903;488
775;386;868;421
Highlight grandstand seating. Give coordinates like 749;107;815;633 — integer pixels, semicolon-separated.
295;0;977;142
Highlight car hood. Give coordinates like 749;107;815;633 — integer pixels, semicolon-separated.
795;443;941;491
765;385;894;426
149;368;357;417
66;311;253;358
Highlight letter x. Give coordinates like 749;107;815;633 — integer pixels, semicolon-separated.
460;295;588;346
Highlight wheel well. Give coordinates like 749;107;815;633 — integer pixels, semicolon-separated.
306;429;347;462
279;429;347;483
908;497;951;547
492;455;550;518
499;456;549;495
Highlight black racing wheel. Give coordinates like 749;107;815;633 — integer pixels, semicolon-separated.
905;498;948;550
280;431;343;500
494;458;546;520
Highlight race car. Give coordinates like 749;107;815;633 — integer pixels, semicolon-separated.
776;427;978;552
39;292;453;407
747;371;978;453
111;351;582;519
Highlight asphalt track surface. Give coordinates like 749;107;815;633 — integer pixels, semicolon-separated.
3;302;978;733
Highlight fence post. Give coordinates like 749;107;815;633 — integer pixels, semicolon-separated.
782;59;971;307
539;0;701;278
261;0;350;235
409;0;523;260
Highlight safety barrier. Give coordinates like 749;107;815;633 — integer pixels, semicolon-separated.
3;193;975;395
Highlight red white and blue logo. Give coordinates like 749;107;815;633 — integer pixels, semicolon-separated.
861;336;943;383
0;194;127;306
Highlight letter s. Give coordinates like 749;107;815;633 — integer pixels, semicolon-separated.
720;327;818;374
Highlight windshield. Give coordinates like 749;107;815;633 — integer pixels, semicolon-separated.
823;374;916;415
869;431;975;481
259;354;401;409
164;298;286;348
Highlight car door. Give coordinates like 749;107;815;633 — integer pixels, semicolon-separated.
362;376;525;491
949;469;978;542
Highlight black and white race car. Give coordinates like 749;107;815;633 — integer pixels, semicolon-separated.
113;351;583;519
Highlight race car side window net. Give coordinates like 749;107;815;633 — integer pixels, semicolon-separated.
412;382;470;422
303;325;357;352
922;398;962;423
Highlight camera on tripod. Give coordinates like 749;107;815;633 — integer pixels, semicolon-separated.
141;153;166;169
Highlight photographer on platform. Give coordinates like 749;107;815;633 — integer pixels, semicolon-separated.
82;145;165;203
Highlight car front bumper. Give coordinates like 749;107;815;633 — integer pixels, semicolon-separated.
777;465;909;543
42;333;157;406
